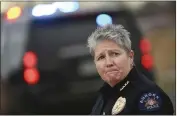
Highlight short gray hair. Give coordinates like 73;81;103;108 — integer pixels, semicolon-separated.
87;24;131;56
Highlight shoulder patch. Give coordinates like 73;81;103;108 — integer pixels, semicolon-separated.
138;92;162;111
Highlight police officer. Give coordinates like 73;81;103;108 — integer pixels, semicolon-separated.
87;24;174;115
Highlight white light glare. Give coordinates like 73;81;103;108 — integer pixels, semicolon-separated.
32;4;57;17
52;2;79;13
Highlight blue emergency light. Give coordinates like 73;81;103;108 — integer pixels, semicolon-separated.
96;14;113;27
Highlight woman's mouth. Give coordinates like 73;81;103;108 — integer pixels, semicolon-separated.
106;71;118;75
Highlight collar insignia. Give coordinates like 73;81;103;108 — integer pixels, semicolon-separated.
120;81;129;91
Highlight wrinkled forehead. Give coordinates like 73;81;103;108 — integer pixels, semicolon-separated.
94;42;123;58
94;39;131;56
95;39;121;50
93;40;131;58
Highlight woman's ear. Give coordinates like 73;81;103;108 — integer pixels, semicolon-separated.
129;50;134;67
129;50;134;62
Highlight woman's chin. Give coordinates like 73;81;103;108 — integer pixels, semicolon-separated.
106;76;121;85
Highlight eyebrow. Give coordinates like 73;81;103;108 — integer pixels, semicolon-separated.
95;53;104;60
95;49;121;59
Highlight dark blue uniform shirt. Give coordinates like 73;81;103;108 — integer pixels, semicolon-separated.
91;66;174;115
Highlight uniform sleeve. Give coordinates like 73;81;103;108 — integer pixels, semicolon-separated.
136;91;174;115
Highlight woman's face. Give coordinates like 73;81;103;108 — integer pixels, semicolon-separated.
94;39;134;87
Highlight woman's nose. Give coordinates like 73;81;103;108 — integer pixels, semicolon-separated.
105;57;113;68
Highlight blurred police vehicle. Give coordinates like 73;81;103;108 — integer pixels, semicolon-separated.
1;2;154;114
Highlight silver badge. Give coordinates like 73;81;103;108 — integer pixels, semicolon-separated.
112;96;126;115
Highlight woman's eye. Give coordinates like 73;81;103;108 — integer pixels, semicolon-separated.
112;52;119;56
97;56;105;61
